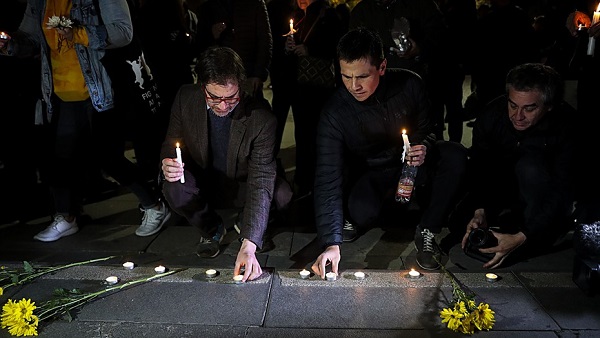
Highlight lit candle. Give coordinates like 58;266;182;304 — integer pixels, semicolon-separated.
588;3;600;56
105;276;119;285
401;129;410;162
299;269;311;279
205;269;217;278
233;274;244;284
0;31;9;41
122;262;134;270
325;272;337;281
154;265;166;273
354;271;366;280
408;268;421;279
485;273;498;282
175;142;185;183
289;19;294;35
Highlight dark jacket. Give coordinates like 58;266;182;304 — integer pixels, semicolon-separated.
314;69;435;248
468;95;576;241
160;84;276;248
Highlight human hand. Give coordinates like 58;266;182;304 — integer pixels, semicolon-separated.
284;35;296;53
480;231;526;269
161;157;184;182
311;245;340;279
0;31;10;50
55;27;74;41
566;11;591;36
211;22;226;40
292;43;308;56
234;239;263;282
461;208;487;249
406;144;426;167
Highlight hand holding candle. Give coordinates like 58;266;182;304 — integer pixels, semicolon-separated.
588;4;600;56
175;142;185;183
284;19;296;37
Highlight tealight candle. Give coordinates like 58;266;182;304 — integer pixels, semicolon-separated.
175;142;185;183
154;265;166;274
105;276;118;285
408;269;421;279
122;261;134;270
205;269;217;278
325;272;337;281
485;273;498;282
354;271;365;280
233;275;244;284
299;269;310;279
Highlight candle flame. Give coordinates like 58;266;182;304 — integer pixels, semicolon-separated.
402;129;407;135
597;3;600;12
176;142;180;148
290;19;293;25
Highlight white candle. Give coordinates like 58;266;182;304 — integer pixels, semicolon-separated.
588;4;600;56
154;265;166;273
485;273;498;282
401;129;411;162
105;276;119;285
289;19;294;35
176;142;185;183
354;271;365;280
408;268;421;279
205;269;217;278
299;269;310;279
325;272;337;281
0;31;9;40
233;274;244;284
122;261;134;270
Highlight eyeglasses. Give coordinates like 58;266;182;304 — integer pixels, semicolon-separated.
204;86;240;105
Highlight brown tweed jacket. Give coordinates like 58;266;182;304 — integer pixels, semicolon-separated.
160;83;276;248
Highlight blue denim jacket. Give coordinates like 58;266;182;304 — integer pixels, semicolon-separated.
5;0;132;119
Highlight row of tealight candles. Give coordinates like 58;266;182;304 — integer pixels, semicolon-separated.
104;262;167;285
298;268;499;283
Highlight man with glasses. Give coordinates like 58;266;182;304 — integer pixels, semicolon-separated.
159;46;291;282
311;28;467;277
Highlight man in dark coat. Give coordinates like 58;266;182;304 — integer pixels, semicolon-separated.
310;28;467;275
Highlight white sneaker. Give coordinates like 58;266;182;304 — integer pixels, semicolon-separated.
34;215;79;242
135;201;171;236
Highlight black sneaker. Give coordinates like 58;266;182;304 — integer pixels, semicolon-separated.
342;219;358;242
414;225;441;270
197;224;226;258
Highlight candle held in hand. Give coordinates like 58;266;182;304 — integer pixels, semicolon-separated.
588;4;600;56
175;142;185;183
401;129;410;162
289;19;294;36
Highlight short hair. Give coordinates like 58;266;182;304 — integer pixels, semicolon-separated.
196;46;246;87
337;27;385;67
505;63;563;106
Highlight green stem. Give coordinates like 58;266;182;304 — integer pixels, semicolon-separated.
36;268;184;321
1;256;117;292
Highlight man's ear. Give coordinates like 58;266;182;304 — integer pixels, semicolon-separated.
379;59;387;75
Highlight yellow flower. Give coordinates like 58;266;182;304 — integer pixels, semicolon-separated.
1;299;38;336
473;302;495;331
0;287;3;296
459;313;476;334
440;307;464;331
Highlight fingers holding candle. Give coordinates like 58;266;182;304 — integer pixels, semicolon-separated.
161;157;185;182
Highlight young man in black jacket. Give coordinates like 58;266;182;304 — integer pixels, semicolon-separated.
310;28;467;275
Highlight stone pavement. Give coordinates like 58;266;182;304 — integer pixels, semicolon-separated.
1;182;599;338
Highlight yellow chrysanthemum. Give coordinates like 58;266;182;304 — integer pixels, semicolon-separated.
15;299;36;321
440;307;464;331
473;302;495;331
1;299;19;328
466;299;476;311
454;301;468;315
459;315;476;335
